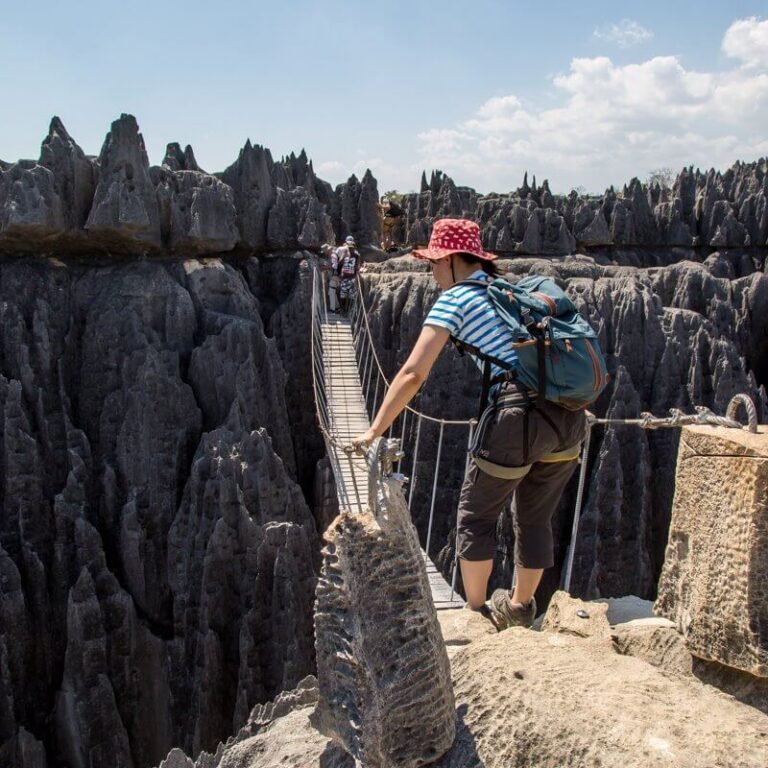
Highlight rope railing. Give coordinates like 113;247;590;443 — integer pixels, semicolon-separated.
310;259;761;599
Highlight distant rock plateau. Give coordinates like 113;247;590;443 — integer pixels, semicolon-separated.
3;114;768;258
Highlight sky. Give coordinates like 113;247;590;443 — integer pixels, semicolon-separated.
1;1;767;195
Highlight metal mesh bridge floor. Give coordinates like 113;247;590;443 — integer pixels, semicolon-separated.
321;311;463;611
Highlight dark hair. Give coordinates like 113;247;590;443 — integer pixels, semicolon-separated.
455;252;501;278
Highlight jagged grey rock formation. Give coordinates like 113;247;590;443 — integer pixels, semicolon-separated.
39;117;96;230
334;170;381;246
152;168;238;254
85;114;163;250
312;477;456;767
220;143;341;252
0;115;382;256
267;186;333;250
516;206;575;254
0;113;98;249
655;425;768;677
219;141;276;250
0;161;65;242
163;143;202;173
0;256;322;768
574;203;613;246
6;115;768;258
398;159;768;258
257;257;327;493
357;169;381;246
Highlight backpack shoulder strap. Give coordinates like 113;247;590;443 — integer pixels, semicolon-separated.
448;277;523;416
451;337;517;418
450;336;513;371
336;247;347;275
448;277;517;371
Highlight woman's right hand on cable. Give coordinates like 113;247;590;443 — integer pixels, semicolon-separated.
351;428;377;455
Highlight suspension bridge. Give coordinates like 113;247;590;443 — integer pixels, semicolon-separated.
308;258;759;613
311;262;467;609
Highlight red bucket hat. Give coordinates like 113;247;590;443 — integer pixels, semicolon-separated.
412;218;496;262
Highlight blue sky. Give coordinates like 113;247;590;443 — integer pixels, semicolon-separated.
1;1;767;194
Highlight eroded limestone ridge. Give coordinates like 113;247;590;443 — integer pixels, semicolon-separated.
394;162;768;255
5;114;768;260
312;477;456;767
0;115;378;256
656;424;768;678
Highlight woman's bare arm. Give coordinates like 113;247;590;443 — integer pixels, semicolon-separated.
351;324;450;450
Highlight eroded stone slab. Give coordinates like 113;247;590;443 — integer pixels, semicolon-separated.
655;425;768;677
541;591;612;642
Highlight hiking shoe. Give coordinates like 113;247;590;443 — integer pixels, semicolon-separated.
488;590;537;631
472;603;496;626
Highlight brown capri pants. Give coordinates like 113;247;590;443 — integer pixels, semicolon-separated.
457;384;587;569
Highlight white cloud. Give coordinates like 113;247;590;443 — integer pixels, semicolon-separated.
315;160;344;174
722;17;768;69
317;155;422;192
593;19;653;48
416;22;768;194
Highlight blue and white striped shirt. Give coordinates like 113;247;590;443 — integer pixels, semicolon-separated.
424;270;518;378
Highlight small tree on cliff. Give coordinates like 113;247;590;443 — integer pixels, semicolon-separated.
382;190;403;205
646;168;675;190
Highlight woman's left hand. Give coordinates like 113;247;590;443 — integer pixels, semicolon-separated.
350;428;377;455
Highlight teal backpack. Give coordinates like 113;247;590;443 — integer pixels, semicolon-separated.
453;275;608;412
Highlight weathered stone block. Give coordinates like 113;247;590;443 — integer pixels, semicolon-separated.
312;477;456;767
541;591;612;642
655;425;768;676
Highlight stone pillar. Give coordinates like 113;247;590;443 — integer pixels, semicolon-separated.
655;425;768;677
312;477;456;767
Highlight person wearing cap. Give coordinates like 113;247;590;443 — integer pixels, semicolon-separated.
337;235;362;314
351;218;586;630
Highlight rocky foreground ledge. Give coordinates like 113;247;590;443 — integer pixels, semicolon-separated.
156;593;767;768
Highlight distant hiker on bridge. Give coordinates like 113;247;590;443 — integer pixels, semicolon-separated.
320;243;341;312
352;218;596;630
337;235;362;314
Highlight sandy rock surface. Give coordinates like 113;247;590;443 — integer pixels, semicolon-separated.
437;622;767;768
169;599;768;768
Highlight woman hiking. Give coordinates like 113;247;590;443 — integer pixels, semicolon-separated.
351;218;587;629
